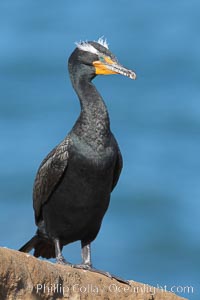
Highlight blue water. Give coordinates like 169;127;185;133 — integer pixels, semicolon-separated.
1;1;200;299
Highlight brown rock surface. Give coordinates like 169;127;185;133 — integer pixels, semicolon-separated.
0;247;187;300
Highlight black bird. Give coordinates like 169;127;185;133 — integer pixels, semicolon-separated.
19;38;136;274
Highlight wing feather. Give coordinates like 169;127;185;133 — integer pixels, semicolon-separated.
111;136;123;191
33;137;70;223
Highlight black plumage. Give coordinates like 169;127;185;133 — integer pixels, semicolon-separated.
19;39;136;270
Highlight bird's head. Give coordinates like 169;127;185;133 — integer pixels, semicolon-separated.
68;37;136;81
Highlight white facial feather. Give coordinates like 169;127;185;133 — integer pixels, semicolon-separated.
75;41;99;55
75;37;109;54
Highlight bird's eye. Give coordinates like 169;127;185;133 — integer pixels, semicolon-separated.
99;56;105;62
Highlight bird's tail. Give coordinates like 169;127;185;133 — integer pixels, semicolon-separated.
19;235;56;259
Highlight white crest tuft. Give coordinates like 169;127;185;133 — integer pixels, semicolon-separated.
97;37;109;49
75;37;109;54
75;41;99;55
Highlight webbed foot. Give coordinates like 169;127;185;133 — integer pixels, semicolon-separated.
72;263;129;285
56;255;71;265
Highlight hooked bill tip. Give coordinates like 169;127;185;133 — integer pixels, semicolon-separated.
129;72;136;80
114;64;137;80
121;69;136;80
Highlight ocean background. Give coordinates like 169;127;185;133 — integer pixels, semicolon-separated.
0;1;199;299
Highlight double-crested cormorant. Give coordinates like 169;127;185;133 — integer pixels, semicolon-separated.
19;38;136;276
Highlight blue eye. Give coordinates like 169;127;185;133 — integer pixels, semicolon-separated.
99;56;105;62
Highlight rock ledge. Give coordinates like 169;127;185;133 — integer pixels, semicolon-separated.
0;247;187;300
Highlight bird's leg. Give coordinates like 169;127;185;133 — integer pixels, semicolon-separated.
72;241;129;285
81;241;92;267
72;241;92;269
54;238;70;265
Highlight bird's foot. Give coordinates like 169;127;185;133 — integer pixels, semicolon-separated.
72;264;129;285
72;263;92;270
56;255;71;265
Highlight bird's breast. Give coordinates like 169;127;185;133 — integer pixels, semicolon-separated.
65;136;116;188
71;140;116;174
